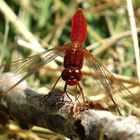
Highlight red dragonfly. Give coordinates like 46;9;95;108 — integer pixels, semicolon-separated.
1;9;139;115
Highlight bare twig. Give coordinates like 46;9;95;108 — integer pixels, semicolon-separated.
87;26;140;56
0;18;9;64
50;3;77;47
88;1;120;14
0;0;44;52
126;0;140;82
45;67;140;86
0;73;140;140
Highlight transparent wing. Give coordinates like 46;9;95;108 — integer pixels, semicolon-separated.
85;53;140;116
0;51;46;72
0;48;64;94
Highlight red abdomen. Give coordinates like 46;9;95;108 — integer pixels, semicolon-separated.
63;48;84;69
71;9;87;44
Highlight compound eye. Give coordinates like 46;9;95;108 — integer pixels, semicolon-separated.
74;69;82;81
61;68;72;81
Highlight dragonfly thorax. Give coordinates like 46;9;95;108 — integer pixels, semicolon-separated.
61;67;82;86
63;47;84;69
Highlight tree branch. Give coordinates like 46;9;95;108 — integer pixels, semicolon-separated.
0;73;140;140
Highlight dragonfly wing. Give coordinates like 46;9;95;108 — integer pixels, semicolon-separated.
85;52;140;115
1;49;62;73
0;48;64;94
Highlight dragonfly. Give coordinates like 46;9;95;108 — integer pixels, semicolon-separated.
0;9;139;115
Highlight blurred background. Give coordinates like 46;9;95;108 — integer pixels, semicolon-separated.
0;0;140;139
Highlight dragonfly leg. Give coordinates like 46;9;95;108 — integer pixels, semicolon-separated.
64;83;72;101
74;84;80;103
52;74;61;91
77;82;85;105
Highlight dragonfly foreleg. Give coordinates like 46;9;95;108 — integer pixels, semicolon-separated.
77;82;85;105
64;83;72;101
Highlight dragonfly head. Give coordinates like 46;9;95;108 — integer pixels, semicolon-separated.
61;67;82;86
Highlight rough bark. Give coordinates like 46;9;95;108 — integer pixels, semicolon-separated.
0;73;140;140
